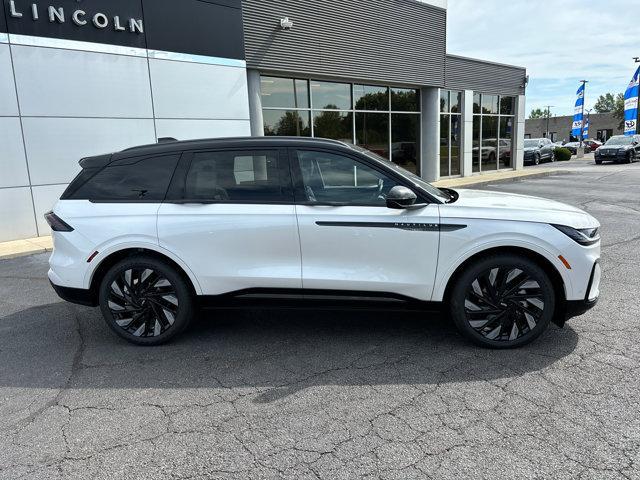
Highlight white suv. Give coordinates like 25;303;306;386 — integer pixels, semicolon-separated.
46;137;601;348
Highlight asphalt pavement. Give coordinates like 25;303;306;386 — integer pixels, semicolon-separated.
1;158;639;479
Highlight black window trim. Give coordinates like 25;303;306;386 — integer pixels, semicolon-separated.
288;146;434;208
164;147;296;205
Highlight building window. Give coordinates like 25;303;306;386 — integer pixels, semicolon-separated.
472;93;516;173
440;90;462;177
260;76;421;174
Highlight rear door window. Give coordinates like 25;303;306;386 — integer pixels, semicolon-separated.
67;154;180;202
183;150;292;203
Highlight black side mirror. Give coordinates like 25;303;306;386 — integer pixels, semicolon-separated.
386;186;426;210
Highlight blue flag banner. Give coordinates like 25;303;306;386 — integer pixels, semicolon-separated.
583;116;589;139
571;84;585;138
624;66;640;136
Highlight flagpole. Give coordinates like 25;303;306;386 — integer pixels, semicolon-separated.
634;58;640;135
579;80;588;149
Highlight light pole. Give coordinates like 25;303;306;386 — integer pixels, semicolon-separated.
544;105;554;140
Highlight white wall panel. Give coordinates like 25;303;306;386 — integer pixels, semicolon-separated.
11;45;153;118
155;119;250;141
22;117;156;186
0;44;19;116
0;117;29;188
0;187;37;242
149;60;250;120
32;184;68;236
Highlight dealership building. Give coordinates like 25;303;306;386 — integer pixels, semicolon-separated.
0;0;527;242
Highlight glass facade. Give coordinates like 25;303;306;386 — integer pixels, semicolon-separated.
472;93;516;173
439;90;462;177
260;76;421;174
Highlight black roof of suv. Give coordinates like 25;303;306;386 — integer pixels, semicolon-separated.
80;137;351;169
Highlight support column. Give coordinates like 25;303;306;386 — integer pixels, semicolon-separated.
461;90;474;177
420;87;440;182
514;94;526;170
246;69;264;136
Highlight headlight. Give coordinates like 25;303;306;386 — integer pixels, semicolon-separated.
552;224;600;246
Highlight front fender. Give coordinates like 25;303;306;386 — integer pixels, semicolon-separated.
432;227;573;302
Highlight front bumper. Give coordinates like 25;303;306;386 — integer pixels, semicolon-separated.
563;261;601;322
596;151;627;161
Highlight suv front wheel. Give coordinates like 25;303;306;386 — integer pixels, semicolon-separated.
449;254;555;348
98;256;194;345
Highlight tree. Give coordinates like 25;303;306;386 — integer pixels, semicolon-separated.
611;92;625;129
594;93;616;113
529;107;551;119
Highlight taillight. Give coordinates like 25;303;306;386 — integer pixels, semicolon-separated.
44;211;74;232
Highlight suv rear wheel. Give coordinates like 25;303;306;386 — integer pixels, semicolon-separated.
449;254;555;348
98;256;194;345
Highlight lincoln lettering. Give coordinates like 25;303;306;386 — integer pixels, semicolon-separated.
8;1;144;33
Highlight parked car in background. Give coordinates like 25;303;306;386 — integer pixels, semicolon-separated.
524;138;555;165
46;137;601;349
595;135;640;164
563;142;583;155
583;140;602;152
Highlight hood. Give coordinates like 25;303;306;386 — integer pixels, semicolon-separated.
523;147;537;152
440;189;599;229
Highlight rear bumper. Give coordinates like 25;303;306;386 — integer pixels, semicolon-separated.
50;281;97;307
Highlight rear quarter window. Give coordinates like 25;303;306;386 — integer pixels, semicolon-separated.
65;154;180;202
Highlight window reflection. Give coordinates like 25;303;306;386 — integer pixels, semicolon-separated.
263;110;311;136
482;94;499;114
392;113;420;175
260;77;309;109
450;91;462;114
391;88;420;111
356;113;389;159
440;90;449;113
440;113;450;176
354;84;389;111
500;96;514;115
313;110;353;143
311;81;351;109
499;117;513;168
472;116;481;173
473;93;481;114
481;116;498;171
450;115;461;176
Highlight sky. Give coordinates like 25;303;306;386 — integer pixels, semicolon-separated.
446;0;640;118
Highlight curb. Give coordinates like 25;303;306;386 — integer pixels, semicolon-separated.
434;169;570;189
0;238;53;261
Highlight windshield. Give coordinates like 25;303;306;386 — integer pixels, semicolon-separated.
348;144;451;203
605;136;633;146
524;140;539;148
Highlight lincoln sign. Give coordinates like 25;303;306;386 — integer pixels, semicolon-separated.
7;0;144;33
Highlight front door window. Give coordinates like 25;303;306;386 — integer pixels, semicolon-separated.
294;150;402;206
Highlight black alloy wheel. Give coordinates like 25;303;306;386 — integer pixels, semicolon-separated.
99;256;194;345
449;255;555;348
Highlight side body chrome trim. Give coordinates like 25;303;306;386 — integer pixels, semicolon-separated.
316;221;467;232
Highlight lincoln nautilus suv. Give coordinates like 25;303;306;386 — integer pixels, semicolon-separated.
47;137;601;348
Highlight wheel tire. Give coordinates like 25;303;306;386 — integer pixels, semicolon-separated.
449;254;555;349
627;151;635;164
98;255;194;346
595;159;602;165
550;150;556;162
534;154;541;165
